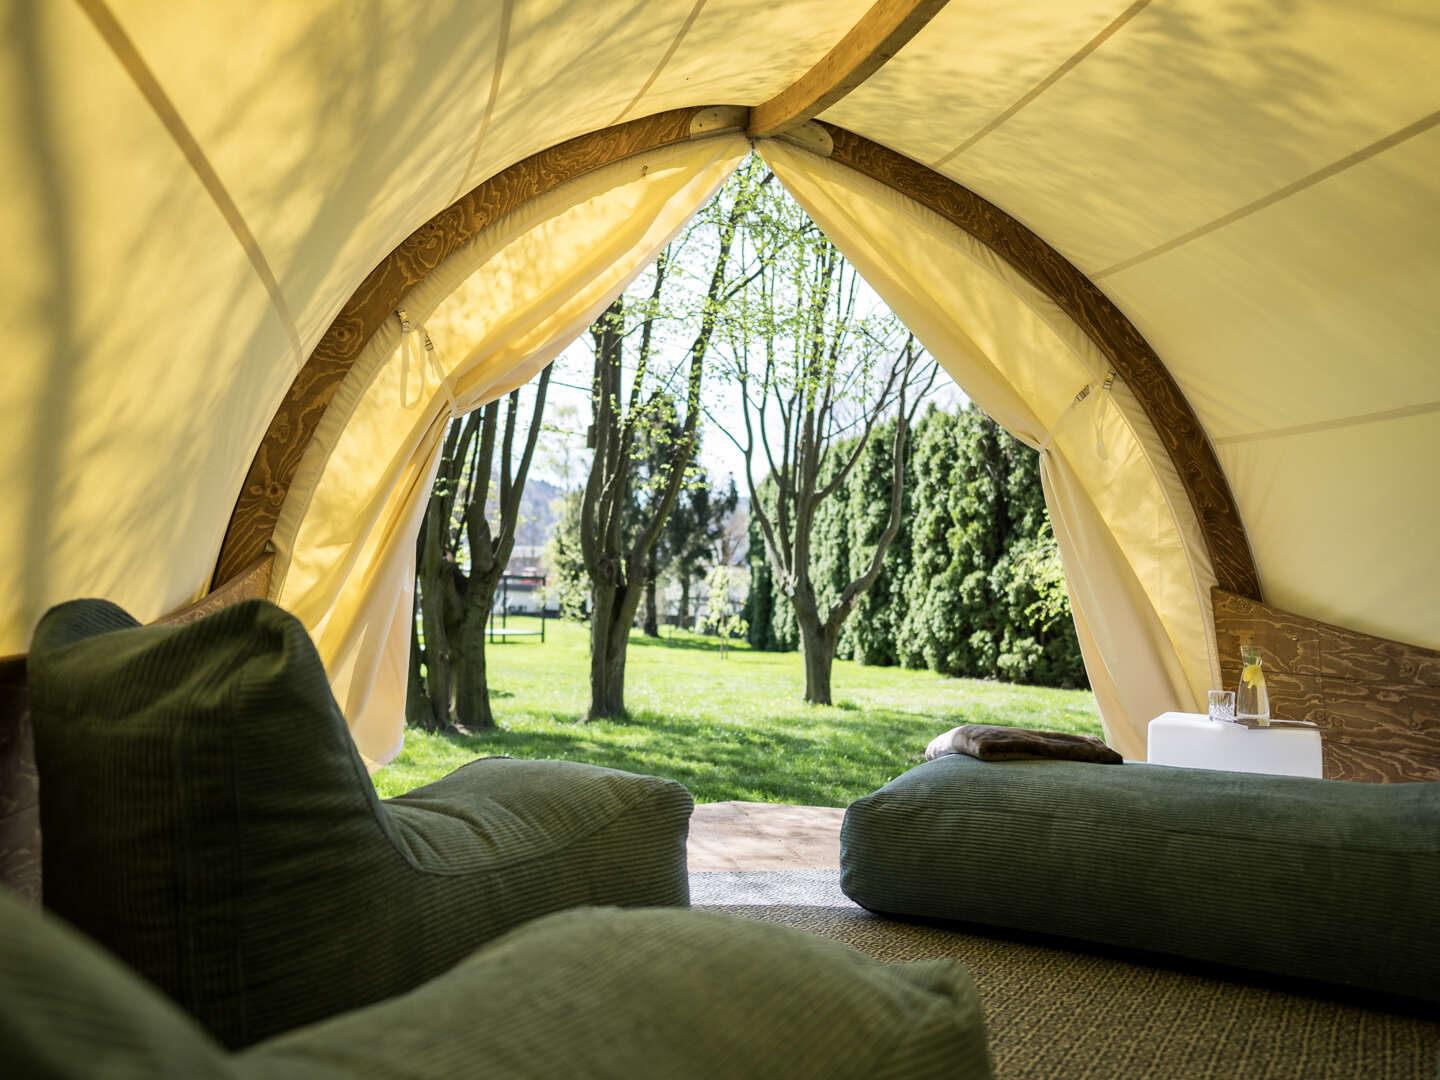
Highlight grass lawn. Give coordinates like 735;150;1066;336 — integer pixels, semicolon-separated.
372;616;1101;806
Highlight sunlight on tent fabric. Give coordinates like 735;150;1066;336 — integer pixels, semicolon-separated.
631;0;879;112
0;2;294;653
831;0;1440;272
821;0;1131;171
275;136;748;767
1102;127;1440;649
108;0;512;351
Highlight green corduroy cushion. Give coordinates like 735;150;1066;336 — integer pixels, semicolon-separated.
0;887;232;1079
249;906;994;1080
28;598;694;1049
0;888;992;1080
841;755;1440;1002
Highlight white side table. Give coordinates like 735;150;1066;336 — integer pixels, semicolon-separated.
1147;711;1323;778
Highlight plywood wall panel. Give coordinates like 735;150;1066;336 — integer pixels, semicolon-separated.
1213;587;1440;782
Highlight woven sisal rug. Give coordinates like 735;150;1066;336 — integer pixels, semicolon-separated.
692;871;1439;1080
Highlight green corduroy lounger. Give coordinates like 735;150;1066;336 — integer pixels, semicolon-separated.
28;598;694;1047
841;754;1440;1003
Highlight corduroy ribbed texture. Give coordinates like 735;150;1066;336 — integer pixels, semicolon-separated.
247;907;993;1080
840;755;1440;1002
0;889;992;1080
0;888;231;1079
27;599;694;1049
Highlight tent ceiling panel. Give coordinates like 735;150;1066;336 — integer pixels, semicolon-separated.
101;0;879;401
109;0;528;355
819;0;1139;173
460;0;719;184
827;1;1440;275
0;2;296;652
745;0;951;137
1219;413;1439;653
1100;127;1440;441
1096;125;1440;651
615;0;880;119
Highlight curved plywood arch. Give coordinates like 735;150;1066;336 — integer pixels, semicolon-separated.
214;111;1258;605
212;105;744;586
747;0;952;137
818;124;1259;601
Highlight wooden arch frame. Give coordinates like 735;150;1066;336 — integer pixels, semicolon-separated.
213;107;729;584
213;108;1260;603
819;126;1259;599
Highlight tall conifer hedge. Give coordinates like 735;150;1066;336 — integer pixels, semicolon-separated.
744;404;1087;689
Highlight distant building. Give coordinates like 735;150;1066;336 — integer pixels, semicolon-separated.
498;546;547;614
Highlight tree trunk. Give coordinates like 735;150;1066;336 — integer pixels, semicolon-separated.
678;576;691;628
453;596;495;730
577;187;749;723
798;619;836;705
588;579;641;720
418;534;455;732
790;575;838;704
642;548;659;637
405;596;430;729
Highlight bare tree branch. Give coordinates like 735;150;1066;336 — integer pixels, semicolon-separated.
626;185;747;568
497;363;554;554
815;348;905;503
465;401;500;576
826;337;934;634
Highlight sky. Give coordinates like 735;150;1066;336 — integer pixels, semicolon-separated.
517;168;968;494
528;279;968;495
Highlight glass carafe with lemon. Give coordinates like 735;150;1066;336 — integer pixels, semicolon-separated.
1236;644;1270;725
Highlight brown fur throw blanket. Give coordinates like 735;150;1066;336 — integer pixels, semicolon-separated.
925;724;1123;765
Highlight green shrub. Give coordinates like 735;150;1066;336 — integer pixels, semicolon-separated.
743;404;1087;689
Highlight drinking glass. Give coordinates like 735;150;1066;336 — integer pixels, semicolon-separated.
1207;689;1235;724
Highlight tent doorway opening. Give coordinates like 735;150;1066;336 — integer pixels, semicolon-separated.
382;156;1103;807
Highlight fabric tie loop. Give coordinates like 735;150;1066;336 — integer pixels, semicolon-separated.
1092;370;1115;461
1038;369;1117;460
396;309;454;411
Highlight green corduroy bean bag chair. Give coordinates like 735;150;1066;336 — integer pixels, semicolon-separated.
841;754;1440;1003
0;888;993;1080
28;598;694;1048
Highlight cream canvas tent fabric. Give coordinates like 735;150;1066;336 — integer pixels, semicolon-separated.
2;1;1437;765
759;140;1214;761
274;137;747;767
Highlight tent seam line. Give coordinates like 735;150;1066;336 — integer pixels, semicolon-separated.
930;0;1151;170
1213;398;1440;447
1092;108;1440;280
449;0;514;205
72;0;304;368
611;0;709;126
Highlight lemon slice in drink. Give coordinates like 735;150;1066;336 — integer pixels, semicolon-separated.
1241;662;1265;688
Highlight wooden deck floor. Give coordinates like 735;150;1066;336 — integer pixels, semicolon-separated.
687;801;845;871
